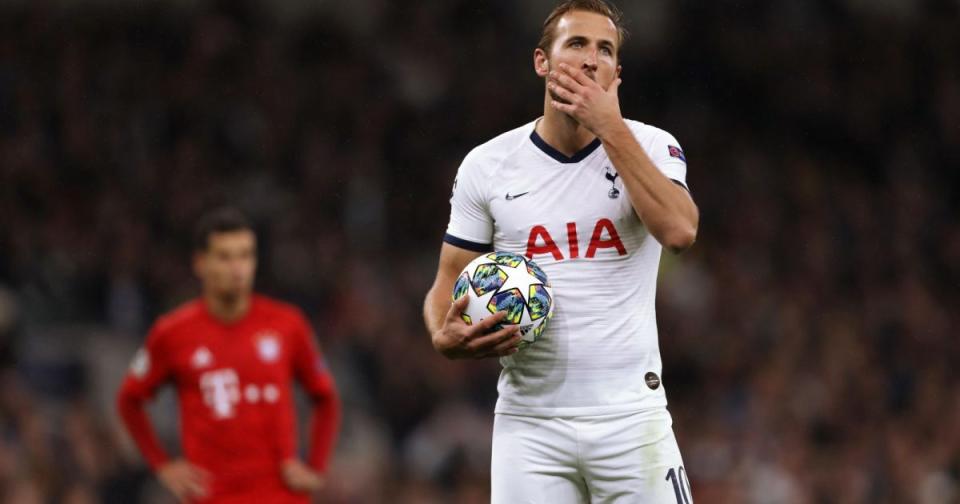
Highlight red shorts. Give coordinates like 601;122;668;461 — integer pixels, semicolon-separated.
195;489;308;504
191;473;309;504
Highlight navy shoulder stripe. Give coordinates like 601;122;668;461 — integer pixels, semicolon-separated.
443;234;493;252
671;179;690;193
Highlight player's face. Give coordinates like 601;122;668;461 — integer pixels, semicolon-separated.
195;230;257;299
535;10;622;99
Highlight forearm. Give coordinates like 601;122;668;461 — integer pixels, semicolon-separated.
423;284;451;337
600;122;698;252
307;389;341;472
117;392;170;470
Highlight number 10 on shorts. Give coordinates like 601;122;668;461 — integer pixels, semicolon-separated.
666;466;692;504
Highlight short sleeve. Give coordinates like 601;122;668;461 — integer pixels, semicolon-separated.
646;129;689;190
444;150;494;251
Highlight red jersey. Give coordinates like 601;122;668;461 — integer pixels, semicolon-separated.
117;295;340;503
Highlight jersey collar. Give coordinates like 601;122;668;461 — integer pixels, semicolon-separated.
529;130;602;164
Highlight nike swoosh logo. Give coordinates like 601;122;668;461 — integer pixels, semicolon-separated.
505;192;529;201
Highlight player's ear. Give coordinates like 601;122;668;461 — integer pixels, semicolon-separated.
192;251;206;279
534;48;549;77
616;64;622;79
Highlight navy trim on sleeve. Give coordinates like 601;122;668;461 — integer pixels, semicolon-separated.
671;179;690;193
530;130;602;164
443;233;493;252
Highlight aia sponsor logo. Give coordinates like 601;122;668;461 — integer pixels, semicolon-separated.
525;219;626;261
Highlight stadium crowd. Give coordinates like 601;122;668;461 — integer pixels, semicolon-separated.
0;0;957;502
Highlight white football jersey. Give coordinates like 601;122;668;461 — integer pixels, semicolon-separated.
445;118;688;417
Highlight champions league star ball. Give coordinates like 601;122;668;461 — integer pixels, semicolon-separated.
452;251;554;350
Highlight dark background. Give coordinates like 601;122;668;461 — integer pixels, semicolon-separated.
0;0;957;502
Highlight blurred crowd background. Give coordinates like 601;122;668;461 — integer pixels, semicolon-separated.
0;0;958;502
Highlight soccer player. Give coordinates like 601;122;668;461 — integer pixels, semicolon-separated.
116;208;340;503
423;1;699;502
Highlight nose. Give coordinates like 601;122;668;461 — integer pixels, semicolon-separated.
582;50;598;72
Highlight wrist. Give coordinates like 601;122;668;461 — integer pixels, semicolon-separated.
431;330;459;359
152;456;173;473
596;117;629;143
431;328;449;351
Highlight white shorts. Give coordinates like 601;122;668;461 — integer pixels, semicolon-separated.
491;409;693;504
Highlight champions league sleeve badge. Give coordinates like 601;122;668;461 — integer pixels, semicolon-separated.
130;348;150;379
667;145;686;163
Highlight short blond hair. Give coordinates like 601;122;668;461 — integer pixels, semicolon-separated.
537;0;628;60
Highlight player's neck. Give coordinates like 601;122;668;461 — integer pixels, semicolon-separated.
536;105;596;157
204;292;252;323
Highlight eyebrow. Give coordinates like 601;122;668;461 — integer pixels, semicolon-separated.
564;35;616;50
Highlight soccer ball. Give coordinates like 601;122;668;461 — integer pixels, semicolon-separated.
452;251;554;350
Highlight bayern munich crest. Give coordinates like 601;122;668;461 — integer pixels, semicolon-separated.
255;331;281;363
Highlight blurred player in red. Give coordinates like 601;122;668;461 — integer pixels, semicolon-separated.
117;207;340;503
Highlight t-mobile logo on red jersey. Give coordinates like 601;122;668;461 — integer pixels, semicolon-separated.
525;218;626;261
200;369;240;419
199;369;281;419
